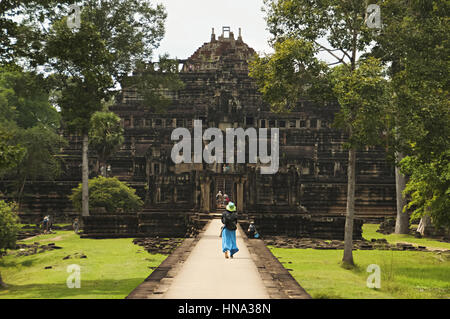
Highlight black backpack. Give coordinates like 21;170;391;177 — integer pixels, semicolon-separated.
222;212;237;231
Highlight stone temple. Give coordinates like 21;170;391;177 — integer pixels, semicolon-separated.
6;27;397;238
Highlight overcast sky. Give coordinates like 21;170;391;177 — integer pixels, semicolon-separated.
152;0;274;59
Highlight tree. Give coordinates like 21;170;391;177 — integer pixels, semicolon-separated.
0;65;60;129
0;95;22;288
0;0;77;64
44;0;167;217
251;0;390;265
0;200;20;288
249;38;332;111
395;152;409;234
0;93;24;294
89;111;124;176
0;65;66;206
122;55;186;113
69;176;143;214
9;125;66;207
374;0;449;230
401;152;449;229
330;58;391;264
0;129;25;175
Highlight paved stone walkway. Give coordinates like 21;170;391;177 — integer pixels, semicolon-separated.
127;218;311;299
162;218;270;299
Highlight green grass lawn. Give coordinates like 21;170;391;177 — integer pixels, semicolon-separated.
362;224;450;250
0;231;167;299
269;224;450;299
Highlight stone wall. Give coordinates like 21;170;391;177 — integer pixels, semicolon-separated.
0;180;79;223
240;214;363;240
81;212;208;238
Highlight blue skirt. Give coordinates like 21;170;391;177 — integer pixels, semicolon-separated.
222;227;239;256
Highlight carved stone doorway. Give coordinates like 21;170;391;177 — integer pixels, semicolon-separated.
214;176;235;209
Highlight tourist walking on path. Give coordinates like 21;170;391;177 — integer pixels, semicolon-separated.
216;190;223;208
221;202;239;259
223;193;230;206
73;218;80;234
42;215;49;234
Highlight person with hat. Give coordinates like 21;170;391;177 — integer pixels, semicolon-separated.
216;190;223;208
248;221;260;239
223;193;230;206
42;215;49;234
221;202;239;259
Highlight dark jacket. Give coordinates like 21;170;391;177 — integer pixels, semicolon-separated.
222;211;238;231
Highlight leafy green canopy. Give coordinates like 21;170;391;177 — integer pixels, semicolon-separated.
11;125;66;181
0;65;60;129
0;1;77;63
402;152;449;228
251;1;390;150
70;176;143;213
377;0;449;160
249;38;331;112
0;200;20;252
0;65;66;183
331;58;391;149
372;0;449;226
89;111;124;165
0;129;25;174
45;0;167;134
263;0;375;66
122;55;186;113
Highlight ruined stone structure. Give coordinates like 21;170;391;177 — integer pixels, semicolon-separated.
107;27;396;216
3;27;396;237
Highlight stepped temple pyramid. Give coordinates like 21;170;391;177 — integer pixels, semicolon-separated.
8;27;397;238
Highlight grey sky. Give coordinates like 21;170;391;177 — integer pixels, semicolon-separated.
152;0;273;59
152;0;341;64
11;0;342;66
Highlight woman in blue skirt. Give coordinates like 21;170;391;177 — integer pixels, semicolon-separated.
221;202;239;259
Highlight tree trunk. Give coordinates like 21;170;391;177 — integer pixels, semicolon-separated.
0;272;7;288
343;147;356;266
82;133;89;217
100;161;107;177
395;152;409;234
17;176;26;211
417;215;431;237
95;159;100;176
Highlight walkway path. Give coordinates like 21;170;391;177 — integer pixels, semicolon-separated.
127;218;311;299
162;218;269;299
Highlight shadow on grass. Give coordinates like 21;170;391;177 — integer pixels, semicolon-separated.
0;258;38;268
313;292;345;299
340;261;364;273
20;259;34;267
0;278;144;299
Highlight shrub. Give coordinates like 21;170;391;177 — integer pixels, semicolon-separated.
70;176;143;213
0;200;20;252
